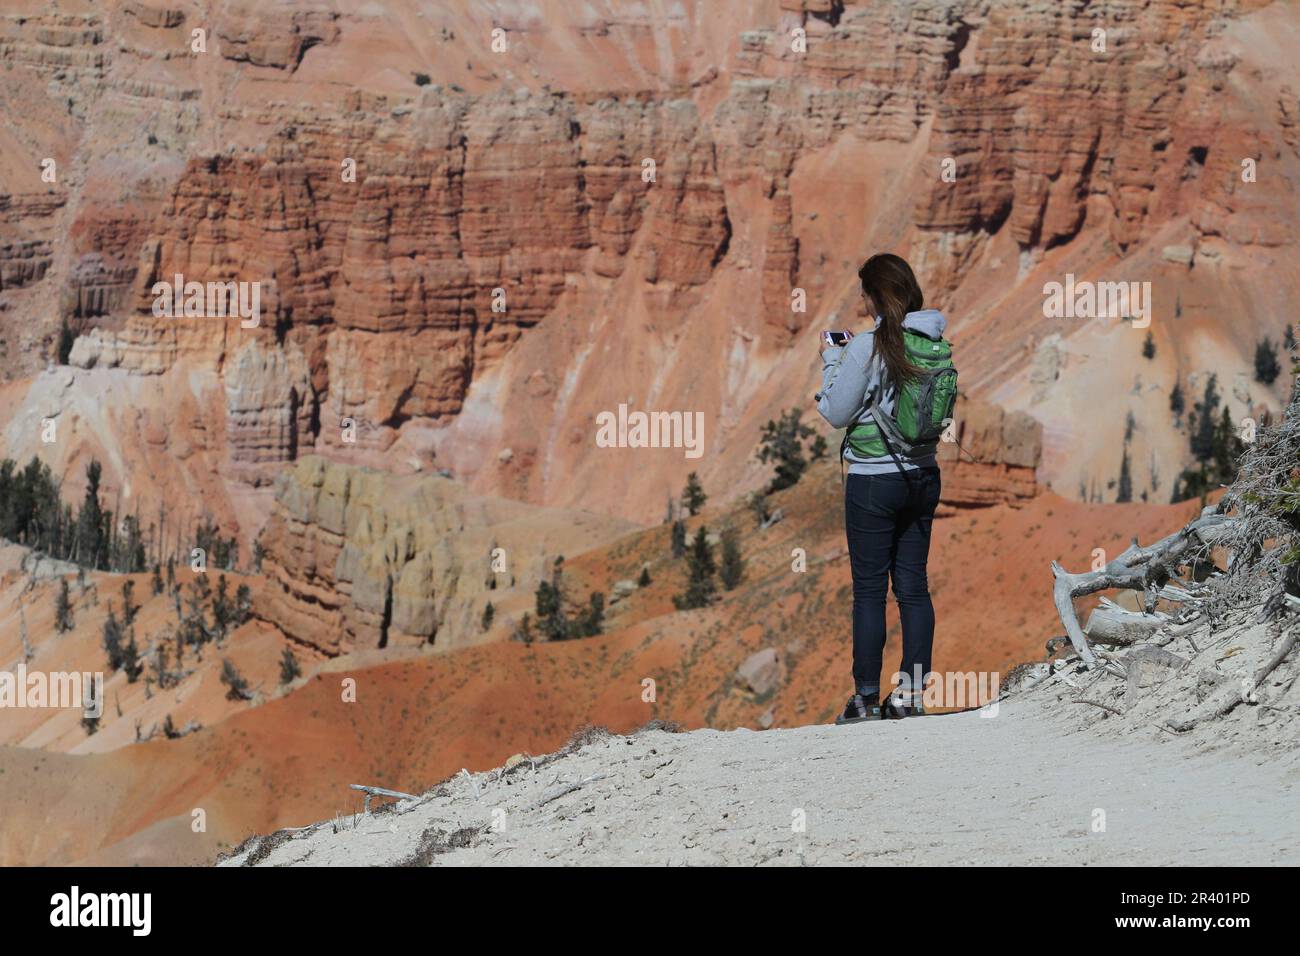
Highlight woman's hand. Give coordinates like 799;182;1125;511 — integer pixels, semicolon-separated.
820;330;854;350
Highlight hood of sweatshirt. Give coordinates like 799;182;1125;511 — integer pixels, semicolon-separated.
900;308;947;340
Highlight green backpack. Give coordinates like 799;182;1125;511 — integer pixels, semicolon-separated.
844;330;958;460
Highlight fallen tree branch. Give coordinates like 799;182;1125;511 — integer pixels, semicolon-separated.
534;772;609;809
1162;631;1296;734
459;768;481;801
1152;614;1205;651
1051;508;1234;669
1253;628;1298;693
1085;606;1167;646
1157;584;1201;603
349;783;417;814
1164;687;1242;734
1071;698;1125;717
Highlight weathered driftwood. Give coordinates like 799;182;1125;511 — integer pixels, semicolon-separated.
1051;508;1234;669
1071;698;1125;717
534;772;608;809
459;768;481;800
1157;584;1202;602
1163;627;1297;733
350;783;417;814
1152;614;1205;652
1084;606;1167;646
1254;629;1299;695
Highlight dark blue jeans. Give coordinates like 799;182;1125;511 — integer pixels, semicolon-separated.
844;468;941;694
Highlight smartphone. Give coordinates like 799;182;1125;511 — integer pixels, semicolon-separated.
822;330;851;347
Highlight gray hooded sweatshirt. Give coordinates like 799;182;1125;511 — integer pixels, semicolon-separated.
815;309;948;475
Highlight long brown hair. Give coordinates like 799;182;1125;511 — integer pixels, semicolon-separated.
858;253;924;385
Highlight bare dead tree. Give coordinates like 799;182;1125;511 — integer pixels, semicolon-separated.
1051;506;1235;671
1212;383;1300;616
349;783;418;815
1047;384;1299;734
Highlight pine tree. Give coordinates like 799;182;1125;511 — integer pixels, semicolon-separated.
1285;324;1296;355
670;519;687;558
122;631;144;683
1255;337;1281;385
1188;374;1221;465
758;409;816;492
1175;399;1245;502
196;520;238;571
1116;447;1133;503
121;579;138;626
151;563;163;596
681;472;706;516
481;601;495;631
234;583;252;625
0;457;65;553
76;461;108;569
279;646;301;685
102;602;125;671
1211;406;1246;483
19;460;66;555
1142;331;1155;360
1169;378;1186;422
220;658;253;701
152;642;176;690
57;320;75;365
638;566;652;587
674;527;717;610
113;513;146;573
181;575;213;649
534;558;570;641
577;592;605;637
212;575;233;643
719;524;745;590
0;459;14;541
534;580;560;639
55;578;75;633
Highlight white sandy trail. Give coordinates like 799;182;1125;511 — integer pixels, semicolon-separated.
224;702;1300;866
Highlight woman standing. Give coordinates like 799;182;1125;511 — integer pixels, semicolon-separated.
815;254;953;722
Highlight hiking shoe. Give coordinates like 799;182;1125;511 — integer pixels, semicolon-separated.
834;692;882;725
882;693;926;719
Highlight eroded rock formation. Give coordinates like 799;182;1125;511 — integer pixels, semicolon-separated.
0;0;1293;524
256;455;635;654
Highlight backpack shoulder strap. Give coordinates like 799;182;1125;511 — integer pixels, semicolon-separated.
870;404;918;484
